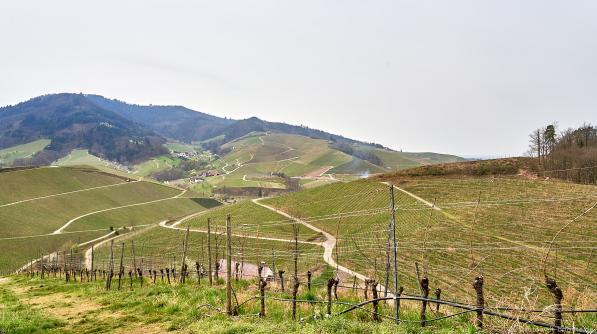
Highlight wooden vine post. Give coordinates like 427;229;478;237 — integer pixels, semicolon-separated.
117;242;125;290
292;222;300;320
389;184;400;323
473;276;484;329
207;218;213;286
181;226;190;284
327;277;335;315
419;276;430;327
545;276;564;334
371;280;380;321
225;214;233;316
259;278;267;317
435;288;442;312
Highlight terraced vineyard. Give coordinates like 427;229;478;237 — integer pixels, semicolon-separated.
0;167;218;274
262;176;597;309
206;133;464;192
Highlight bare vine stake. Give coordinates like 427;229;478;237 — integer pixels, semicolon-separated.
259;278;267;318
371;280;380;321
292;222;300;320
389;184;399;323
40;249;44;279
106;241;114;290
117;243;124;290
419;276;429;327
128;271;133;290
91;245;94;279
181;226;190;284
271;249;277;284
435;288;442;312
473;276;484;329
226;214;232;316
278;270;285;292
545;276;564;334
131;240;136;278
327;277;334;315
207;218;213;286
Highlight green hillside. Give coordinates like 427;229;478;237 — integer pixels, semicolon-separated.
180;200;322;241
261;176;597;307
0;167;218;273
0;139;50;166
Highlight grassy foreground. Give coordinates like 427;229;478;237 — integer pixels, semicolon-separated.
0;274;480;334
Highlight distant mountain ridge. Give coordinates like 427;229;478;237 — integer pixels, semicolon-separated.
86;94;388;150
0;93;462;167
0;94;167;165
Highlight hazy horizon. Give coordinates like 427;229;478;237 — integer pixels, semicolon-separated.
1;0;596;157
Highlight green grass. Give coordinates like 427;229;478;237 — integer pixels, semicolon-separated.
165;141;200;153
54;149;105;167
0;181;181;238
63;198;221;232
373;149;422;171
4;273;593;333
0;166;128;206
0;139;51;166
328;157;387;174
133;155;181;177
0;167;199;273
0;231;107;275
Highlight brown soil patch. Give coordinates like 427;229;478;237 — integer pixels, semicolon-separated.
304;166;332;178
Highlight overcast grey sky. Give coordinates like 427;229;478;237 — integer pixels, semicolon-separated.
1;1;595;157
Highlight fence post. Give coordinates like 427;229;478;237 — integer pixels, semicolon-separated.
419;277;429;327
106;241;113;290
327;277;334;315
196;262;201;284
333;278;339;300
131;240;136;278
129;271;133;290
271;249;277;284
473;276;484;329
278;270;285;292
259;279;267;318
226;214;232;316
181;226;190;284
371;280;380;321
435;288;442;312
207;218;213;287
389;184;399;324
117;243;124;290
545;276;563;334
307;271;312;291
40;250;44;279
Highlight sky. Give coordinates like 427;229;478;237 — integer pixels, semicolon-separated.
1;1;596;157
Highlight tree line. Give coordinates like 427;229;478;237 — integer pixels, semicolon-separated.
528;122;596;183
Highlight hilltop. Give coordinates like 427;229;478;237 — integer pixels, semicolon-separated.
0;94;463;182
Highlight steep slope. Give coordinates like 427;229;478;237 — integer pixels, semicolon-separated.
85;94;234;142
0;94;167;164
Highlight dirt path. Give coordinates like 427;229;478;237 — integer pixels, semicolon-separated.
252;199;372;282
159;219;319;245
0;181;140;209
52;189;186;234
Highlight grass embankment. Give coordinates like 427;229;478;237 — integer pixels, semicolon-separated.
0;273;483;334
262;177;597;311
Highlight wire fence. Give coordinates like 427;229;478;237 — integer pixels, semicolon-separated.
12;176;597;332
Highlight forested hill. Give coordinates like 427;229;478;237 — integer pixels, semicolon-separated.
0;94;167;165
86;94;388;151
